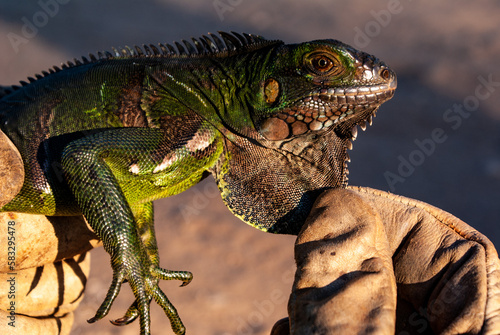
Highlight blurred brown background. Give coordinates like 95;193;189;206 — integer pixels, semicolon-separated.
1;1;499;334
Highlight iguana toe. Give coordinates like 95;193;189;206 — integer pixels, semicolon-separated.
152;267;193;287
151;284;186;335
87;272;125;323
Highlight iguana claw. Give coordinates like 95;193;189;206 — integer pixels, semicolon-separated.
110;302;139;325
87;264;191;335
111;315;137;326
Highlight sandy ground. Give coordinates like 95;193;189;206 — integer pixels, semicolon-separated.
0;1;499;334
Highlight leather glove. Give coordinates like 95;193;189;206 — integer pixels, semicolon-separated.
272;186;500;335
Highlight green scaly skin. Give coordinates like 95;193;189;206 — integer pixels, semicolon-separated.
0;32;396;334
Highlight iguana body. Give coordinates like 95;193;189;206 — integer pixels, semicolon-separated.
0;32;396;334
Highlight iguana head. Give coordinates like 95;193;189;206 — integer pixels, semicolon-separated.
216;36;396;234
255;39;396;143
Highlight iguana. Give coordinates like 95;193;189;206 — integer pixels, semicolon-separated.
0;32;396;334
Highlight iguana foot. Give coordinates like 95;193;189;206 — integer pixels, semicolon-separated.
109;268;193;326
87;264;192;335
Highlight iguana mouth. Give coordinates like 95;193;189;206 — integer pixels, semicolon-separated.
259;81;395;141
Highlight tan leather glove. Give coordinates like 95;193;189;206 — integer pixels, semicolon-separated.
0;129;24;209
0;212;99;335
272;187;500;335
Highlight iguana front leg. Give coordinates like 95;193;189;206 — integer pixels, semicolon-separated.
60;127;204;335
110;201;192;327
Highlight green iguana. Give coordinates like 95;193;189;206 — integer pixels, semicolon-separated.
0;32;396;334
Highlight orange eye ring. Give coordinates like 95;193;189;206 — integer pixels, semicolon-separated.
306;52;343;76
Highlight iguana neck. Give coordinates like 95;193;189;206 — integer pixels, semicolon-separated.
215;119;352;234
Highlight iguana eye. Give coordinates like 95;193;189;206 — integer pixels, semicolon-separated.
306;52;342;76
312;56;333;72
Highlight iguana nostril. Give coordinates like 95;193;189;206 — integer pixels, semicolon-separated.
381;68;391;81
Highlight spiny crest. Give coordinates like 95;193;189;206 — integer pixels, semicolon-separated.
109;31;280;58
0;32;282;97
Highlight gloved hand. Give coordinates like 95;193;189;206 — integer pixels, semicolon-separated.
272;186;500;335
